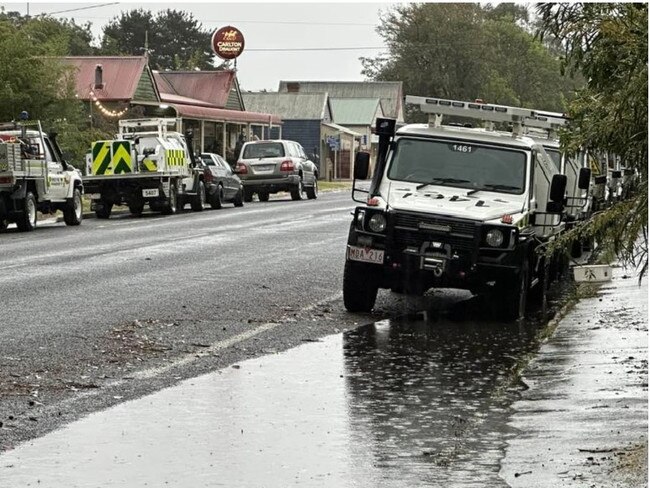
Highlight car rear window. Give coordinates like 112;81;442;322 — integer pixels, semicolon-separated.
242;142;285;159
200;155;216;165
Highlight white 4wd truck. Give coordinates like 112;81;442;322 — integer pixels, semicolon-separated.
84;118;207;218
0;119;83;232
343;96;569;320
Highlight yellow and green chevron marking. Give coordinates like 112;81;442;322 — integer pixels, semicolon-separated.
142;158;158;172
166;149;186;167
91;140;133;175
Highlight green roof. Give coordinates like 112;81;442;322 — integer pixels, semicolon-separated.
330;98;382;125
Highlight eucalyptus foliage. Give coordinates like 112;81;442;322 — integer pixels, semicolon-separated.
538;3;648;277
361;3;580;120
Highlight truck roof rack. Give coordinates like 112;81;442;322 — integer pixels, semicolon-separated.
404;95;569;137
118;118;182;138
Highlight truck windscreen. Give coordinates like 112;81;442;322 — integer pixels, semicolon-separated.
387;138;527;194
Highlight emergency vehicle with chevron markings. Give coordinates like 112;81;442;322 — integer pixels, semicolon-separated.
0;118;83;232
344;96;571;320
83;118;208;218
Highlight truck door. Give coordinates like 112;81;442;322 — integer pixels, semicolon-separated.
42;137;67;201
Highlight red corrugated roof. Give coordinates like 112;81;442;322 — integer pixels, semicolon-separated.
154;71;236;108
61;56;150;101
169;103;282;125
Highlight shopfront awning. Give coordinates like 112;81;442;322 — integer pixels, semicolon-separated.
322;122;362;137
168;102;282;125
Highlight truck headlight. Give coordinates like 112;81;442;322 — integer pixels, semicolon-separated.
368;213;387;233
485;229;504;247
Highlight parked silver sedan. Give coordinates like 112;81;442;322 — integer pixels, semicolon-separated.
235;140;318;202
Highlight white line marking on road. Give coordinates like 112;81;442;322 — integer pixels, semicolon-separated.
51;291;344;409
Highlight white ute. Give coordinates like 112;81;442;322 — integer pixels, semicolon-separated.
0;119;83;231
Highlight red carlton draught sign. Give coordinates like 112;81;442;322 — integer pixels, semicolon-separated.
212;26;245;60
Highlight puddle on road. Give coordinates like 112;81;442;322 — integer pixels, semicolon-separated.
0;304;550;488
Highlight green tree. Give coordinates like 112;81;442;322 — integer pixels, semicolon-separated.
537;3;648;277
0;17;78;123
101;9;215;70
361;3;579;120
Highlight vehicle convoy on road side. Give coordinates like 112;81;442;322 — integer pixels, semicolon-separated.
235;139;319;202
83;118;208;218
0;116;83;232
343;96;571;320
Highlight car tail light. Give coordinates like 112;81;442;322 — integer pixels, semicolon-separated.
203;170;213;183
235;162;248;175
280;160;294;172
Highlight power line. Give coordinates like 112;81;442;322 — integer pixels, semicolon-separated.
247;47;386;52
37;15;377;28
39;2;120;16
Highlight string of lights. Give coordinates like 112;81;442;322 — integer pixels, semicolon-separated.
89;91;128;118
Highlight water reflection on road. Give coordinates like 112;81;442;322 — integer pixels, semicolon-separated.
0;304;549;487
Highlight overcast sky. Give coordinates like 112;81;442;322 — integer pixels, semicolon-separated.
8;2;394;91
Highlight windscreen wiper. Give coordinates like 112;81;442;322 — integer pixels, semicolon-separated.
416;178;470;190
478;183;521;192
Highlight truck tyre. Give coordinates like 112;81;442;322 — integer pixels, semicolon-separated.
161;183;178;215
233;187;244;207
243;188;253;203
63;188;83;226
343;260;379;312
258;190;269;202
210;184;223;209
305;178;318;200
499;260;529;321
95;201;112;219
290;178;304;201
16;192;37;232
191;181;206;212
128;202;144;216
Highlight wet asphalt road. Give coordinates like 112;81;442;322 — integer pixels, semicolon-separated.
0;313;558;487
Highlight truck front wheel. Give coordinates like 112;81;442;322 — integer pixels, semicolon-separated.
343;260;379;312
63;188;83;226
498;260;529;321
16;192;37;232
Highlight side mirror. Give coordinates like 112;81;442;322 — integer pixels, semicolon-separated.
354;152;370;180
578;167;591;190
546;174;567;213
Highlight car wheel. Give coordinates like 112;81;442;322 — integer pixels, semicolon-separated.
233;187;244;207
63;188;83;225
191;181;206;211
243;188;253;203
210;185;224;209
306;178;318;200
16;191;37;232
290;177;304;201
258;190;269;202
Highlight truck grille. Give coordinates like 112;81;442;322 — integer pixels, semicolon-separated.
391;211;478;252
